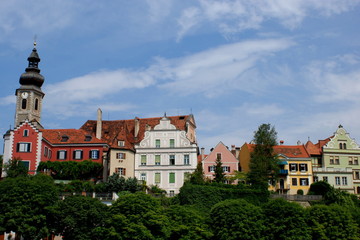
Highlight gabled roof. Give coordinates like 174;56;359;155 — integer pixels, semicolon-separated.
80;115;193;150
273;145;310;158
203;141;238;162
41;129;106;145
242;143;310;158
305;137;332;155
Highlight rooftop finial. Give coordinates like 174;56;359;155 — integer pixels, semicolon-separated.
33;35;37;48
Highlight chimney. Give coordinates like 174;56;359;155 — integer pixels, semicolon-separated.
201;147;205;160
280;140;284;145
134;117;140;140
96;108;102;139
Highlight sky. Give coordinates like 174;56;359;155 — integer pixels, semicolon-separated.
0;0;360;152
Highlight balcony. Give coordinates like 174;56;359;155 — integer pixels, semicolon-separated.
279;169;288;175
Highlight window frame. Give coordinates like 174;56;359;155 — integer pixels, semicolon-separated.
169;172;175;183
155;155;161;165
169;155;175;165
57;150;67;160
90;150;99;159
73;150;83;160
335;176;341;185
169;139;175;148
155;172;161;184
183;154;190;165
141;155;147;165
17;142;31;152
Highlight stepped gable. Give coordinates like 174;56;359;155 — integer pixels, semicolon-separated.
41;129;105;144
274;145;310;158
80;115;190;150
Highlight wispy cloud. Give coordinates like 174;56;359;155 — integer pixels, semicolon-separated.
177;0;360;40
158;38;295;96
305;54;360;103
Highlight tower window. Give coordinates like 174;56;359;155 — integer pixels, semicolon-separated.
23;129;29;137
35;99;39;110
22;99;27;109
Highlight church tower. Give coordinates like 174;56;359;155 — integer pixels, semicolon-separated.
14;42;45;128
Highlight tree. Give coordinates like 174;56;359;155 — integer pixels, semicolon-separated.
48;195;109;240
214;155;226;183
189;161;205;184
0;174;59;240
3;158;28;178
210;199;265;240
248;124;279;189
307;204;359;240
165;205;212;240
263;198;311;240
106;192;170;239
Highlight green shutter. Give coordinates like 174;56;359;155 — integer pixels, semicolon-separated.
155;173;161;184
155;155;160;165
169;172;175;183
141;155;147;165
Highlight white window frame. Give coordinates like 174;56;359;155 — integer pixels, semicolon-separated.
18;142;31;152
183;155;190;165
335;176;341;185
222;166;230;173
169;155;175;165
342;177;347;185
23;129;29;137
90;150;99;159
74;150;83;160
58;150;67;160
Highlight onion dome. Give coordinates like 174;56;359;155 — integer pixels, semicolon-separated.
19;46;45;87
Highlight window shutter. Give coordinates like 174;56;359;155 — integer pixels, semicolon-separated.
64;151;67;159
73;151;76;159
305;164;308;171
115;168;118;173
16;143;20;152
228;166;230;172
123;168;126;176
89;150;92;159
124;153;126;158
80;151;83;159
295;164;298;171
57;151;60;159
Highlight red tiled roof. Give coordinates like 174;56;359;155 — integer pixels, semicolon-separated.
41;129;106;145
305;137;332;155
80;115;192;150
274;145;310;158
244;143;310;158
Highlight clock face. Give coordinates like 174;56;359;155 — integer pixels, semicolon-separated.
21;92;29;99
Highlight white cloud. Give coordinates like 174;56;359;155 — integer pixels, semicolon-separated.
176;0;360;40
306;55;360;103
0;95;15;105
158;38;295;96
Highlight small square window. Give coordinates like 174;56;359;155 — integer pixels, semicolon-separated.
57;150;67;160
117;153;126;159
73;150;83;160
90;150;99;159
300;178;309;186
116;168;126;176
118;140;125;147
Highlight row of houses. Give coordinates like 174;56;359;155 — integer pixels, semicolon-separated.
2;46;360;196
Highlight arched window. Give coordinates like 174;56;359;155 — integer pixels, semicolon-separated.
339;143;342;149
21;99;27;109
35;98;39;110
343;143;347;149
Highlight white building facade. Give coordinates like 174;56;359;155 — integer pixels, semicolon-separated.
134;116;197;196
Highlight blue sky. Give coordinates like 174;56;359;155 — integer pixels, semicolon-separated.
1;0;360;152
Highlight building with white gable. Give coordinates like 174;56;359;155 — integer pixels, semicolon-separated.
134;114;197;196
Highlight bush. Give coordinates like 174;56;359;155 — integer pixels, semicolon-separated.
210;199;265;240
297;189;304;195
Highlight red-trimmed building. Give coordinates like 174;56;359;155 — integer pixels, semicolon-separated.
2;46;107;177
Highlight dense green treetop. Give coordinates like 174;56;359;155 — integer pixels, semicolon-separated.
0;174;58;240
248;123;279;189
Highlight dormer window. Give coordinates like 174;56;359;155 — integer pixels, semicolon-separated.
85;135;92;141
118;140;125;147
61;135;69;142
